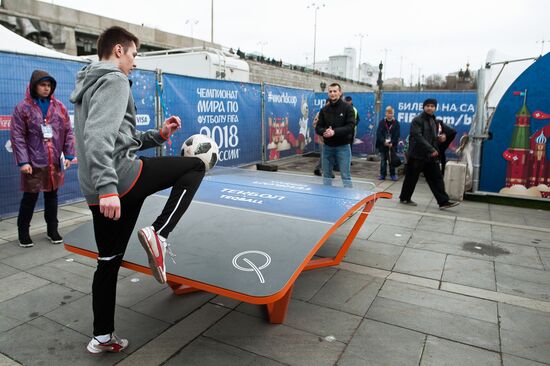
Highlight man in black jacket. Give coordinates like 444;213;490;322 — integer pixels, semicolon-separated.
399;98;459;209
315;83;355;186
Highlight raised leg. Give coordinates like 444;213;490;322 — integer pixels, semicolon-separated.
266;286;293;324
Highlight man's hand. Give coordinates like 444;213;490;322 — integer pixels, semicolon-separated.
385;142;393;148
323;126;335;138
99;196;121;220
438;133;447;143
64;159;71;170
431;150;439;157
20;164;32;174
161;115;181;138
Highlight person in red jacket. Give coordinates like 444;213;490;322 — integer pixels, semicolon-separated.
10;70;75;248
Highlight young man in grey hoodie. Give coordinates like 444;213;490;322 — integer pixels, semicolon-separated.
70;26;205;353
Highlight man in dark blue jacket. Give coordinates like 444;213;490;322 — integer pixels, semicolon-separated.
376;105;400;181
315;83;356;186
399;98;459;209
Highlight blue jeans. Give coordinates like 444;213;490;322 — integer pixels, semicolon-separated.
322;144;352;187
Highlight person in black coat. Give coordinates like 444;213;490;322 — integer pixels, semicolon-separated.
376;106;400;181
399;98;459;209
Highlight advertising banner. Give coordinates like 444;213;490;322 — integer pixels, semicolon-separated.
381;91;476;158
162;74;263;166
480;53;550;199
130;69;159;157
264;85;315;161
0;52;84;218
0;51;158;218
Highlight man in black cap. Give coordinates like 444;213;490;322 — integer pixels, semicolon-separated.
399;98;459;209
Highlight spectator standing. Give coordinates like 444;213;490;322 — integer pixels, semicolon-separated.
376;106;400;181
315;83;356;187
10;70;75;248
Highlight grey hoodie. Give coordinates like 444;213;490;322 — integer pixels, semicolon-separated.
70;61;166;204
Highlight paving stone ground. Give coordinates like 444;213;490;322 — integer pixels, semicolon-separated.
0;156;549;365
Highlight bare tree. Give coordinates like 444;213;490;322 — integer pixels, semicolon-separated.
425;74;445;89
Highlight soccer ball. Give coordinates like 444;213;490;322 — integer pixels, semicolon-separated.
181;134;219;170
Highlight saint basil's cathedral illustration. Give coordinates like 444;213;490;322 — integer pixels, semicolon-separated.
501;90;550;198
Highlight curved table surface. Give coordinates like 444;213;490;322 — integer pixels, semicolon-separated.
65;167;385;302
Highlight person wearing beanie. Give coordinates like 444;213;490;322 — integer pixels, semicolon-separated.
422;98;438;108
399;98;459;209
376;105;401;181
10;70;75;248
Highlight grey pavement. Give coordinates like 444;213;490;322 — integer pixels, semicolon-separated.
0;155;549;365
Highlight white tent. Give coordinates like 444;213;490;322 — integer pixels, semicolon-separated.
0;24;81;61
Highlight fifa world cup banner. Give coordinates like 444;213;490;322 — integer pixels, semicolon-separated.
313;92;377;155
480;53;550;199
130;69;159;157
381;91;476;159
162;74;262;166
0;52;85;218
264;85;315;161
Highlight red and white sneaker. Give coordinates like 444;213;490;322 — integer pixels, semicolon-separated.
138;226;167;284
87;334;128;354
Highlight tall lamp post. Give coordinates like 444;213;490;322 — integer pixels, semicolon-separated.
257;41;268;57
381;48;391;80
307;2;325;71
210;0;214;44
355;33;367;81
185;19;199;46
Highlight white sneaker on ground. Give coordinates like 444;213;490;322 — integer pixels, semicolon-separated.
87;334;128;354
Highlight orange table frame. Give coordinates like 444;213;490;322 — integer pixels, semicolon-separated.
65;191;391;324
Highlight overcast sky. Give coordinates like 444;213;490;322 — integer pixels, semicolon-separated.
44;0;549;81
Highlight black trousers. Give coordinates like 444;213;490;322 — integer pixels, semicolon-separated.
399;157;449;206
89;156;205;336
17;190;58;234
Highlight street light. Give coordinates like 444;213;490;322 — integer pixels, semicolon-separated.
381;48;391;79
355;33;367;81
307;2;325;71
185;19;199;39
211;0;214;44
185;19;199;47
304;52;311;67
257;41;268;56
537;38;550;55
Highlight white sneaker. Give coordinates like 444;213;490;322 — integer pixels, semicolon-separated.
87;334;128;353
137;226;167;284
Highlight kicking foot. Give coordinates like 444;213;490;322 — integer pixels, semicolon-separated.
137;226;167;284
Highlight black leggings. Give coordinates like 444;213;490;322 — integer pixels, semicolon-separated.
90;156;205;336
17;190;58;233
